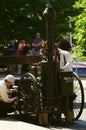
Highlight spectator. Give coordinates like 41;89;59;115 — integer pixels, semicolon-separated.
22;41;31;72
7;40;18;56
7;40;18;72
17;39;25;74
17;39;25;56
0;74;18;117
30;32;44;55
22;41;31;55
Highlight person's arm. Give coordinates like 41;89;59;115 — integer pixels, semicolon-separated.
32;39;42;47
32;42;41;47
8;88;18;94
62;52;72;71
0;86;16;103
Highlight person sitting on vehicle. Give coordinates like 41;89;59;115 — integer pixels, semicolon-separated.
0;74;18;117
52;45;72;72
58;36;75;52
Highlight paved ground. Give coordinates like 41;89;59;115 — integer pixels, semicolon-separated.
0;120;50;130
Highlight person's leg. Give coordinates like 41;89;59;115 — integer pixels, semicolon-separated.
22;64;29;73
18;64;22;74
0;101;15;117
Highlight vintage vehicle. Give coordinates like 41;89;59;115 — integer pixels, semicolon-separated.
14;61;84;126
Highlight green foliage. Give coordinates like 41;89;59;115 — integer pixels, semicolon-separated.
72;45;86;61
0;0;81;48
0;0;45;44
73;0;86;50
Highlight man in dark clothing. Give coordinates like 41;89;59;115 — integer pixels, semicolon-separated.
22;42;31;55
7;40;18;56
22;42;31;72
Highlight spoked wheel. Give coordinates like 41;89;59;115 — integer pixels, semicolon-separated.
17;73;40;115
73;72;84;120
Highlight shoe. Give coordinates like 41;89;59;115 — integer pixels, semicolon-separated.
0;113;7;118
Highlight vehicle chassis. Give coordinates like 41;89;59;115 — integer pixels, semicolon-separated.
16;60;84;126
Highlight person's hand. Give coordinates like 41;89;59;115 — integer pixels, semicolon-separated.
60;69;64;71
12;89;18;93
14;96;19;102
13;97;19;109
10;88;18;93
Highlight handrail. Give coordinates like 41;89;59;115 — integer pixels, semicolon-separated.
0;55;42;64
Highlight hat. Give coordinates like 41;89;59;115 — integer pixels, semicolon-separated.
4;74;15;85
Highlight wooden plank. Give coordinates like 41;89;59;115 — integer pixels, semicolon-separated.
0;56;42;64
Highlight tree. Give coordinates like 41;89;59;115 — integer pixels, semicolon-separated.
0;0;78;45
73;0;86;52
0;0;45;44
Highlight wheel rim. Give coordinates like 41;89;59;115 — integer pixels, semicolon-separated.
17;73;39;115
73;72;84;120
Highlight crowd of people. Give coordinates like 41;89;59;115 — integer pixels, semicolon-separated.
7;32;45;57
5;33;73;74
6;32;45;74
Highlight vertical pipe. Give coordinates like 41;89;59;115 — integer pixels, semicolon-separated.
43;7;56;60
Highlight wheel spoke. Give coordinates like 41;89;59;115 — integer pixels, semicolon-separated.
17;73;40;115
